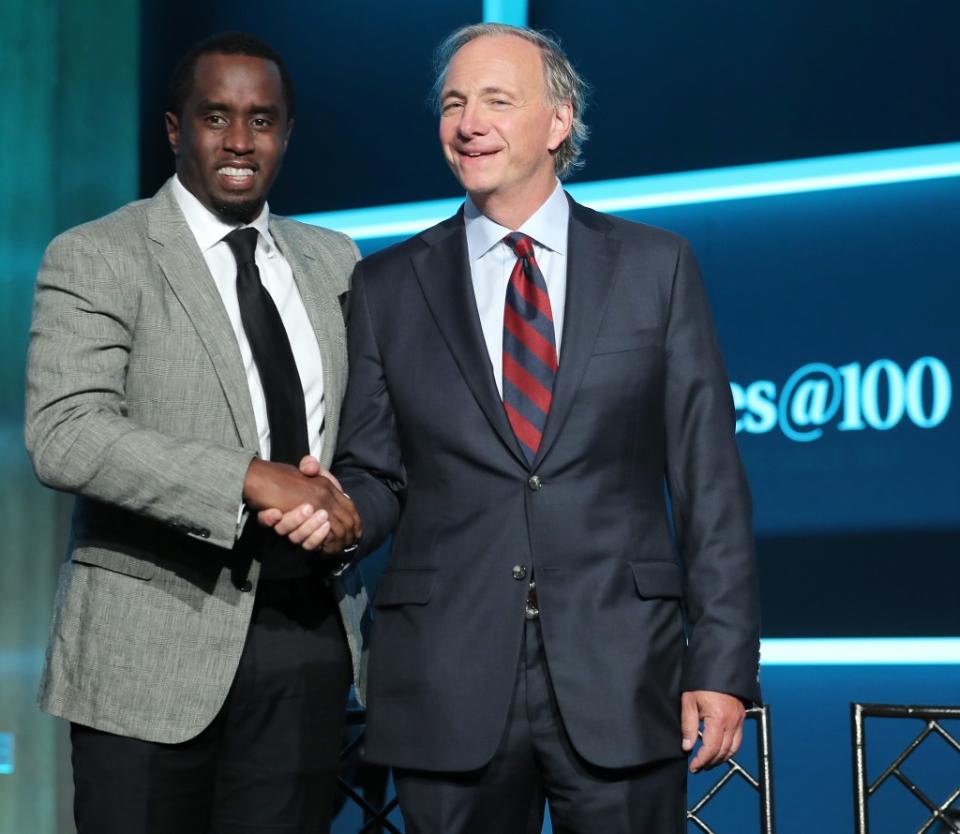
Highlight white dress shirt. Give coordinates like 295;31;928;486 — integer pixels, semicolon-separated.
172;175;325;461
464;181;570;396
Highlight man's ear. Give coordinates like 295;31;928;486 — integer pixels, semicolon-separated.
164;112;180;156
282;117;294;153
548;102;573;152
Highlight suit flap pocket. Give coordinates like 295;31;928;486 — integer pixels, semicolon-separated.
593;328;660;355
71;546;155;580
630;560;682;599
374;569;436;608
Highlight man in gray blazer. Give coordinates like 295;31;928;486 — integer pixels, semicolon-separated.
25;32;364;834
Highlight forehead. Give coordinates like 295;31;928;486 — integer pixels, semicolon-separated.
443;34;546;94
189;53;285;107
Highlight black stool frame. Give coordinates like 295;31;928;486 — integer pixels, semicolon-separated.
851;703;960;834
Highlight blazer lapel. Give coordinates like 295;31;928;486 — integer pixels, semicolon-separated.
270;220;349;468
411;213;527;466
534;197;621;467
145;182;260;451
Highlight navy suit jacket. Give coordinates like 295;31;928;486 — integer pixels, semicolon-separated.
335;196;761;771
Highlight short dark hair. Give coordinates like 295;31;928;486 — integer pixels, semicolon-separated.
168;31;296;119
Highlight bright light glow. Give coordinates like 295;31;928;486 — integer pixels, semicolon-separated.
0;733;12;776
295;142;960;240
483;0;528;26
760;638;960;666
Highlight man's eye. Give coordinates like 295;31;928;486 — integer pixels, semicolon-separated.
442;102;464;114
205;114;226;126
252;118;272;128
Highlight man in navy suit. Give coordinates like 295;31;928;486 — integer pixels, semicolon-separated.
267;22;760;834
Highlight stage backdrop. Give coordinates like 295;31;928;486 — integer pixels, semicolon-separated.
1;1;956;833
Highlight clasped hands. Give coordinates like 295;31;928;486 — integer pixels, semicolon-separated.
242;456;360;555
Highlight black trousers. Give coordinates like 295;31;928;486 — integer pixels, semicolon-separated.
394;618;687;834
71;574;352;834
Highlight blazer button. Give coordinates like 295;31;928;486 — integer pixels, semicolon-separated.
527;475;542;491
512;564;527;581
239;580;253;593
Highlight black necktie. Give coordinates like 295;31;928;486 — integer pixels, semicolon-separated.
223;227;309;465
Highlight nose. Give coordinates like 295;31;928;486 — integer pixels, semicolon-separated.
457;100;489;138
223;120;254;154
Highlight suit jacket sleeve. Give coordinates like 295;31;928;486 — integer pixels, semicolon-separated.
663;240;761;705
333;260;404;555
25;228;255;550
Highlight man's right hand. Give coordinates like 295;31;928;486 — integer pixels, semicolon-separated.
243;457;361;553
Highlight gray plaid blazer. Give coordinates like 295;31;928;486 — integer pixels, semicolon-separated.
25;179;368;743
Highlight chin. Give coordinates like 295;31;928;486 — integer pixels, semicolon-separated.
212;197;263;225
457;174;497;195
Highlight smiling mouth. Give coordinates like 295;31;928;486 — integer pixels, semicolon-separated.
218;165;256;178
217;166;257;190
459;150;498;159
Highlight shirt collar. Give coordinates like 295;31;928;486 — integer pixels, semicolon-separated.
171;174;274;254
464;180;569;262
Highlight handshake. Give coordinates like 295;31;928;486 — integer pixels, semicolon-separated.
242;456;362;556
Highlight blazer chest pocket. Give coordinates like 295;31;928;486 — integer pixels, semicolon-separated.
592;328;661;356
373;568;437;608
630;560;683;599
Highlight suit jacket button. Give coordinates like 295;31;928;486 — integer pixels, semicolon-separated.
527;475;542;491
512;564;527;581
239;580;253;593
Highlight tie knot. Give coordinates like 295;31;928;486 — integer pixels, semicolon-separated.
504;233;534;260
223;227;259;267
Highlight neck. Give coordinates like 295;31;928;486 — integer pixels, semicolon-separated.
470;179;556;231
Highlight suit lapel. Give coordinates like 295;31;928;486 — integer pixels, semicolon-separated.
534;197;621;467
411;213;527;466
146;182;260;451
270;219;349;467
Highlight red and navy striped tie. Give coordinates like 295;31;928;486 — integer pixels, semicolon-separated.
502;233;558;463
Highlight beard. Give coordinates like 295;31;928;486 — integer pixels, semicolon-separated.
213;198;263;225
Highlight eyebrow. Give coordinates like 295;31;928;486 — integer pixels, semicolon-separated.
442;86;515;101
197;99;282;117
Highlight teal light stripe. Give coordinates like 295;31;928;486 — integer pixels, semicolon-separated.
0;733;12;775
760;638;960;666
294;142;960;240
483;0;528;26
297;195;464;243
568;141;960;213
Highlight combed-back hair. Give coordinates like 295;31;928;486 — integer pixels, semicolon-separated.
430;23;590;179
168;31;295;119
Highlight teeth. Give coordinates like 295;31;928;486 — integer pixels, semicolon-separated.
219;167;253;177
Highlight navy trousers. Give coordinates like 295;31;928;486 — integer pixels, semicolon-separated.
394;618;687;834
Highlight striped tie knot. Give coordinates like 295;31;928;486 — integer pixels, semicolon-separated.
504;232;535;260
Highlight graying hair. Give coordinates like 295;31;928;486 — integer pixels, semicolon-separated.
430;23;590;179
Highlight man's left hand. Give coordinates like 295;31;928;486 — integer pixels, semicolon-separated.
681;690;745;773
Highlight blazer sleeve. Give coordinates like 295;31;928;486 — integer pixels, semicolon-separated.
662;239;762;705
332;260;404;556
24;228;255;550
